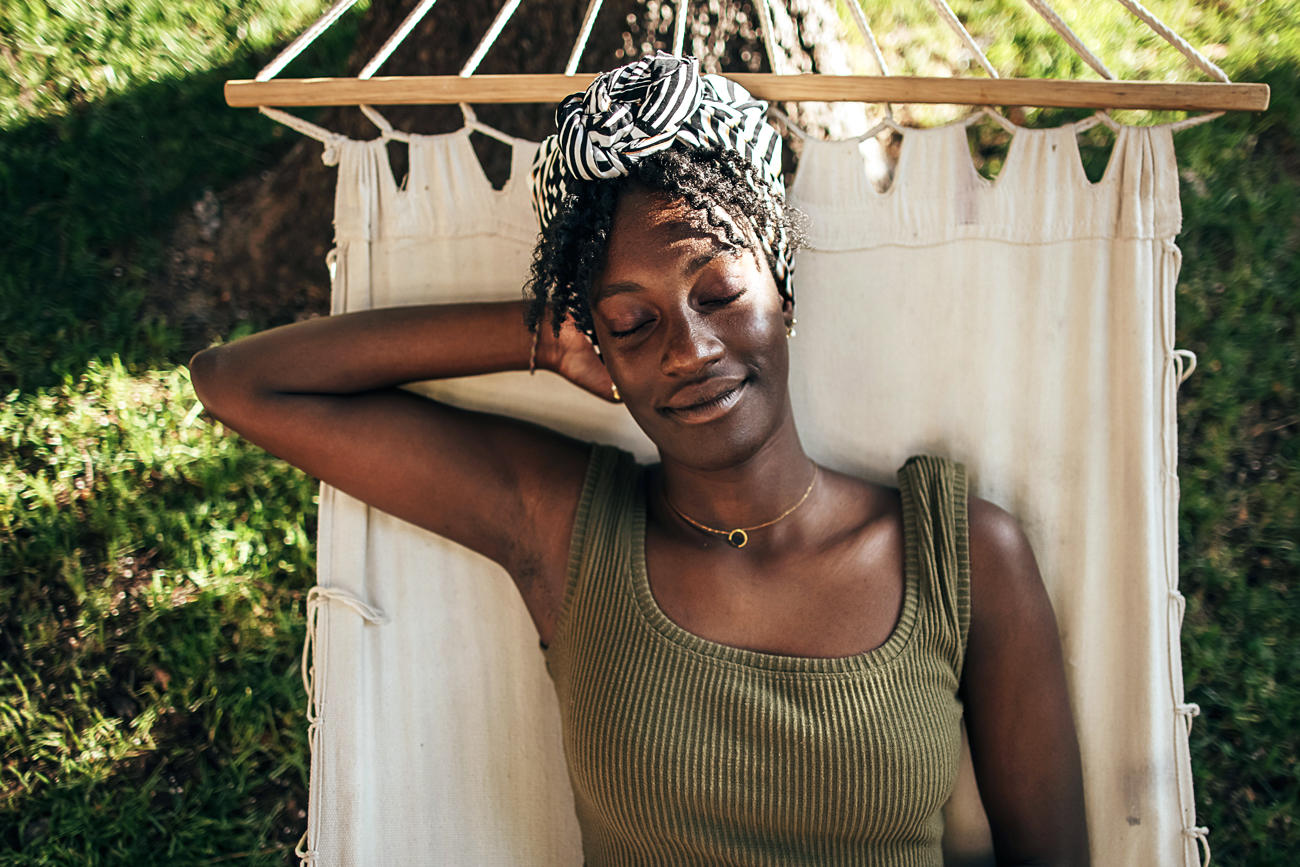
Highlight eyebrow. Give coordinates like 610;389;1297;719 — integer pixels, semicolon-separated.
593;235;740;304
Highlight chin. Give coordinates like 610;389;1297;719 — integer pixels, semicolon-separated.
634;388;791;472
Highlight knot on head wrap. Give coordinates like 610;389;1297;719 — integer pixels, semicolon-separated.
531;53;793;307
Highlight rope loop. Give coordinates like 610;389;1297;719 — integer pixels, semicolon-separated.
963;106;1017;133
295;829;320;865
1173;349;1198;386
1183;825;1212;866
360;104;411;143
307;585;390;624
1169;112;1225;132
258;107;347;164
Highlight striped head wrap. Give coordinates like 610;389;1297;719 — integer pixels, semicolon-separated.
531;53;794;333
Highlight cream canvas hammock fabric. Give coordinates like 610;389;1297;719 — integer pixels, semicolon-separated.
297;114;1202;867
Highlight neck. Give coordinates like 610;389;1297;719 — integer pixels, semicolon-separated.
656;412;813;535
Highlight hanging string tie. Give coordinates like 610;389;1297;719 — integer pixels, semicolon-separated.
296;587;386;867
307;585;390;624
294;834;320;867
1183;825;1212;867
963;105;1018;133
258;107;348;164
360;104;411;142
1168;112;1225;132
1091;110;1123;132
767;105;808;141
300;586;390;742
1173;349;1198;386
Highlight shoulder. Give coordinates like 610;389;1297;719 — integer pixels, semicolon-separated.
967;496;1037;583
964;495;1058;664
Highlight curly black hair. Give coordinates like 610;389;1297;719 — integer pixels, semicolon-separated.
524;144;804;341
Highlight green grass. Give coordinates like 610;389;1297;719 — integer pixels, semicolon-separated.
0;1;361;863
1;0;1297;863
1;361;317;864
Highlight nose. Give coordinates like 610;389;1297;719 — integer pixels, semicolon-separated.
660;308;724;377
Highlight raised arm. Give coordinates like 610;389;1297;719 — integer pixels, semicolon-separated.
188;302;613;643
961;498;1090;866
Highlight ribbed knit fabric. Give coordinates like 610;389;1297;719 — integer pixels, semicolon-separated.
544;446;971;867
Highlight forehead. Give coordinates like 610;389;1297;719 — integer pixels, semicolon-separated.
601;187;740;274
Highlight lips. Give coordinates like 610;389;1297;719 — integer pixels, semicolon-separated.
660;378;747;424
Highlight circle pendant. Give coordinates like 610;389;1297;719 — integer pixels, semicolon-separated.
727;529;748;548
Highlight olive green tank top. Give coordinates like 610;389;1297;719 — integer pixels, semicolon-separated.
544;446;970;867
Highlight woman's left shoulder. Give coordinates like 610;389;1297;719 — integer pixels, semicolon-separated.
972;499;1040;587
964;494;1055;634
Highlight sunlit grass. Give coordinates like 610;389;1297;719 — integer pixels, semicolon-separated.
1;360;318;864
0;0;335;131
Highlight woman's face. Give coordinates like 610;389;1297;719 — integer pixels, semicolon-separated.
589;186;795;470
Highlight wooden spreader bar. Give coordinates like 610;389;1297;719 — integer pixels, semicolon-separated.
226;74;1269;112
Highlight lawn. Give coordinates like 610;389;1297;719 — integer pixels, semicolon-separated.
1;0;1297;864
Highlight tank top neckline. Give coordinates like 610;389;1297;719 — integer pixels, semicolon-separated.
626;470;923;674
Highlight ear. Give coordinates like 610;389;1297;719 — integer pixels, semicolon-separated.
781;296;795;328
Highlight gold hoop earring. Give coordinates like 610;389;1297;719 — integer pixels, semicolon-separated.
785;318;797;338
611;383;622;402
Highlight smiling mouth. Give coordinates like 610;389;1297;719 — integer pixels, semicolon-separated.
661;380;747;424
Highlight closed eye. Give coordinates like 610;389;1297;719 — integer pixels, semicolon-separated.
702;288;746;308
609;319;655;339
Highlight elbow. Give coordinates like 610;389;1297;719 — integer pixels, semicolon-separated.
188;345;238;422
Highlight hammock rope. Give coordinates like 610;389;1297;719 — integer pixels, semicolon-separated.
1157;234;1211;867
925;0;999;79
257;106;345;163
843;1;892;120
461;0;524;77
566;0;605;75
360;102;410;141
672;0;690;57
1023;0;1114;80
1115;0;1230;83
257;0;361;81
295;586;390;867
359;0;441;79
752;0;784;75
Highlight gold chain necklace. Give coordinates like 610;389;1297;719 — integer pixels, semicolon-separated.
663;461;819;549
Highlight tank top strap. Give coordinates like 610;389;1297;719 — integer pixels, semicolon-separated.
552;444;640;653
897;455;972;676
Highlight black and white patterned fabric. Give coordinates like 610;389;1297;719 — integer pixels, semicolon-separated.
531;53;794;316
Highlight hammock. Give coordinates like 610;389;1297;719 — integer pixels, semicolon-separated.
225;2;1270;864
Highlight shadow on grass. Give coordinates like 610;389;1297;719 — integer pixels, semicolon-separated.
0;24;358;395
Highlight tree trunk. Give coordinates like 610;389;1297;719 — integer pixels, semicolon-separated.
149;0;855;354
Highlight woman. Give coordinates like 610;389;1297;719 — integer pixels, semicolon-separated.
191;55;1088;866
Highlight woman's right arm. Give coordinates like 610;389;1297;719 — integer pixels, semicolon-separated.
188;301;611;642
